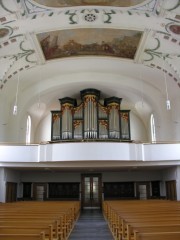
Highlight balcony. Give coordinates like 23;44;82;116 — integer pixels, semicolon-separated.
0;141;180;166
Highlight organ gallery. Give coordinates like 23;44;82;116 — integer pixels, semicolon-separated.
51;88;130;141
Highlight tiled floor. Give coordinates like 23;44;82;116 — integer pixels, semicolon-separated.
69;209;114;240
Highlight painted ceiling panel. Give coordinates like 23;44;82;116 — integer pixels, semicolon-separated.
33;0;146;8
37;28;142;60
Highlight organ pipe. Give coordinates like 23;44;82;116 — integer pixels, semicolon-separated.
51;89;130;141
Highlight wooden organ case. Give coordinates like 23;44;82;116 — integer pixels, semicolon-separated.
51;89;131;141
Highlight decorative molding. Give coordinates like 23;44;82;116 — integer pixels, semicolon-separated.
28;32;45;65
0;0;14;14
132;0;158;13
144;37;161;61
84;13;97;22
21;0;157;22
65;10;79;24
150;62;180;88
134;28;151;64
0;63;35;90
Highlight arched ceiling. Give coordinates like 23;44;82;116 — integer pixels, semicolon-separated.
0;0;180;135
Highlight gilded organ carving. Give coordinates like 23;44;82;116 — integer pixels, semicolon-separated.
51;88;130;141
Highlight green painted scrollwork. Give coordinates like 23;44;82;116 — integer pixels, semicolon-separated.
144;38;163;61
65;10;78;24
12;41;36;63
0;0;14;13
103;10;116;24
167;0;180;11
145;36;180;62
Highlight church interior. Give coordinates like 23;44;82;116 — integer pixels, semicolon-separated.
0;0;180;228
1;1;180;239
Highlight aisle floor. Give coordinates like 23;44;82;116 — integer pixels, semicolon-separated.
69;208;114;240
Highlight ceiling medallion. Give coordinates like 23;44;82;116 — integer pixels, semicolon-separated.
84;13;97;22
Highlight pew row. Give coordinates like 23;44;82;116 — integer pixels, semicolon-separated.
103;200;180;240
0;232;45;240
0;201;80;240
134;231;180;240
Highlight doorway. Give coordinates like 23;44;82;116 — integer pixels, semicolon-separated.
136;182;150;200
81;174;102;209
6;182;17;202
166;180;177;200
33;183;47;201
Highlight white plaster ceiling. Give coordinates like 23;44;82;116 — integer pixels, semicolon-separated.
0;0;180;137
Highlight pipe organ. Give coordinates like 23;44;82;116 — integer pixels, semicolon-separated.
51;89;130;141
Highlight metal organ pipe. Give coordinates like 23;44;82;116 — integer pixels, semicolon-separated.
84;96;97;139
52;90;129;141
109;105;119;139
62;104;73;139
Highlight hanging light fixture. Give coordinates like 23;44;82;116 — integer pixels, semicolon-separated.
162;56;171;110
13;64;20;115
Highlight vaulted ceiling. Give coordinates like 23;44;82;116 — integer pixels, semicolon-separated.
0;0;180;142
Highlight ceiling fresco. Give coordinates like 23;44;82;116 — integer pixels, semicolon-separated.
33;0;145;7
37;28;142;60
0;0;180;93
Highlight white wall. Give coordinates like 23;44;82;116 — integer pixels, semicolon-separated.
35;113;51;143
5;169;21;182
130;112;148;142
0;168;6;202
162;167;180;200
162;167;177;181
1;142;180;162
0;94;13;143
177;166;180;201
0;168;21;203
5;169;21;200
171;98;180;141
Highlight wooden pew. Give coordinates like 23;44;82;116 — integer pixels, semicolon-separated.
0;232;45;240
134;231;180;240
0;221;62;239
0;201;80;240
0;225;53;240
106;209;180;240
103;200;180;240
127;224;180;240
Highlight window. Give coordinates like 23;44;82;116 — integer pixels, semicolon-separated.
26;115;31;144
150;114;156;142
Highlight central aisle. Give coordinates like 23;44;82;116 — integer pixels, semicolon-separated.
69;209;114;240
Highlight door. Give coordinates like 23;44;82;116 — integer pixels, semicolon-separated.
33;183;47;201
139;185;147;199
136;182;150;200
6;182;17;202
166;180;177;200
81;174;102;209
